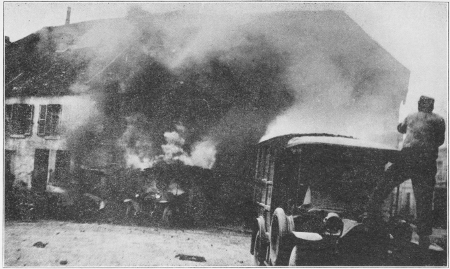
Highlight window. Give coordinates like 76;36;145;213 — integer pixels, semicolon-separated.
264;151;271;178
258;148;266;179
5;104;34;136
255;148;261;179
268;154;275;181
38;105;62;136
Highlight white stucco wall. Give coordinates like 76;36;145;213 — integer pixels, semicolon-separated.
5;95;98;186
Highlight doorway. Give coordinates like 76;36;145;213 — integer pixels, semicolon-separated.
33;149;49;192
5;150;15;187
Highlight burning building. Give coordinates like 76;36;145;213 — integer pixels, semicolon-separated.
5;7;410;222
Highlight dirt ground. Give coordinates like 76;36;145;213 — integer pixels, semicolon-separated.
4;220;253;266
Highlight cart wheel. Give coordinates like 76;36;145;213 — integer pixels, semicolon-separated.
162;206;173;225
125;204;133;218
254;231;267;266
270;208;292;266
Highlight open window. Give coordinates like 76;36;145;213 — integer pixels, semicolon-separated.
38;104;62;137
5;104;34;136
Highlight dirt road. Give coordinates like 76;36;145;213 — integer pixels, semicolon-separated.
4;221;253;266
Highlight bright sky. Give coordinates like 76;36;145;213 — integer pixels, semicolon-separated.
4;2;448;118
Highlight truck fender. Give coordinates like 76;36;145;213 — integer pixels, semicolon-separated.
292;231;323;241
341;218;360;237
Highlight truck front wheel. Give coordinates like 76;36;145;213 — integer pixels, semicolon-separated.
270;208;292;266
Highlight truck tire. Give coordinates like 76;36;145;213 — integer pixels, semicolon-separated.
270;208;292;266
254;231;266;266
250;219;258;255
251;217;267;253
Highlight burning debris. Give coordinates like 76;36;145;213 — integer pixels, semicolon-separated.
175;254;207;262
32;242;48;248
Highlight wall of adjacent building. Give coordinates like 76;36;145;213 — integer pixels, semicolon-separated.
5;95;97;187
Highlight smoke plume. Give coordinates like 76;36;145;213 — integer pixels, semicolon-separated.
61;7;407;179
64;7;297;172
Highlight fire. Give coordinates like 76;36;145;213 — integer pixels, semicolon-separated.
120;121;217;170
160;125;217;169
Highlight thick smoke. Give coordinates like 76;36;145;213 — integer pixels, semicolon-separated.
254;11;408;146
64;7;407;183
262;52;403;144
14;6;410;225
67;7;295;171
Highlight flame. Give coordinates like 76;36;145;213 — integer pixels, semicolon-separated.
119;120;217;170
160;127;217;169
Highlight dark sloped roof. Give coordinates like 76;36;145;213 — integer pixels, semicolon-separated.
6;49;91;97
5;10;409;99
5;18;128;97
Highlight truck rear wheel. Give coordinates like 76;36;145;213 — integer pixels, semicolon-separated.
270;208;292;266
254;231;266;266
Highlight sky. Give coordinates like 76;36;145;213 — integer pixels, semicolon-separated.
3;2;448;119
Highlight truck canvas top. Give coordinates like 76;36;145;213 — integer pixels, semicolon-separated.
287;135;397;151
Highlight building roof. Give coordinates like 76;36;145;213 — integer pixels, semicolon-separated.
5;10;410;99
5;18;131;97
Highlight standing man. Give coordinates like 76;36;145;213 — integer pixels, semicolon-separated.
369;96;445;249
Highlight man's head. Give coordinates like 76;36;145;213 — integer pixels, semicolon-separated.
418;95;434;113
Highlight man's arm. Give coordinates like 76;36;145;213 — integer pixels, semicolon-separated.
435;118;446;146
397;116;408;134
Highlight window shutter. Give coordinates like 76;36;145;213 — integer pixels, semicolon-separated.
55;105;62;135
38;105;47;136
18;104;27;135
24;105;34;136
12;104;21;134
45;105;51;135
5;105;12;135
52;105;61;135
47;104;62;135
